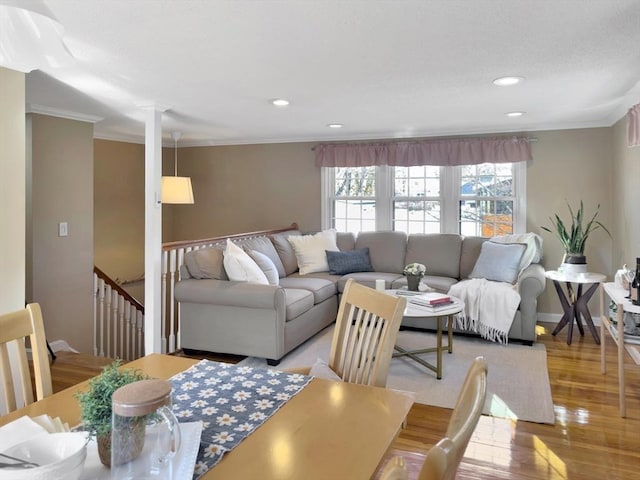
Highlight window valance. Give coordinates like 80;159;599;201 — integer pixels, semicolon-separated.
628;104;640;147
315;136;532;168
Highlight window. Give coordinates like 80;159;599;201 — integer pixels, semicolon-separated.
322;162;525;235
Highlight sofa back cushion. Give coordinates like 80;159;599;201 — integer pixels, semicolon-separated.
269;229;302;276
460;236;488;279
336;232;356;252
355;231;407;273
405;234;462;278
184;246;228;280
240;236;287;278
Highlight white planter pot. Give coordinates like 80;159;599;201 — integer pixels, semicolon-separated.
560;262;588;275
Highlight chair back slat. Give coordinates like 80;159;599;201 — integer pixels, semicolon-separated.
0;303;52;414
329;279;406;387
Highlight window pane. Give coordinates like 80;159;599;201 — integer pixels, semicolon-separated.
393;200;440;234
459;199;513;236
335;167;375;197
393;166;440;197
333;199;376;234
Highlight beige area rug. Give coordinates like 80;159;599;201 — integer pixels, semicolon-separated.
238;326;555;424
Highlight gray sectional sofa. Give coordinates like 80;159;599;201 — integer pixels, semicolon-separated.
174;227;545;365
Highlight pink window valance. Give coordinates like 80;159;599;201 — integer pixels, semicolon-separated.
315;136;532;168
628;104;640;147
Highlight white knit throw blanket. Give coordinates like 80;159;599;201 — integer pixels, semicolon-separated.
449;278;521;344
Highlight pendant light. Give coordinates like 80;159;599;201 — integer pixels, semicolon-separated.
162;131;194;204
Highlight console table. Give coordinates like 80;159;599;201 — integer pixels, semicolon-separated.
544;270;606;345
599;282;640;417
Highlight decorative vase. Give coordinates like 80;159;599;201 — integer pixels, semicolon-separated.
407;275;421;291
97;419;145;468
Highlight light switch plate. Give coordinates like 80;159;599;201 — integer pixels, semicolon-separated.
58;222;68;237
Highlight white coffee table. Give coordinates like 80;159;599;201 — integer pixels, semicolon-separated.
386;290;464;379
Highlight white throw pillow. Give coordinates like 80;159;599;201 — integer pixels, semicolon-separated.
287;229;339;275
308;358;343;382
223;239;269;284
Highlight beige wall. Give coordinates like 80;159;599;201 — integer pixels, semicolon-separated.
29;114;94;352
94;140;145;282
0;67;26;313
528;128;614;314
94;126;625;320
610;117;640;269
166;142;319;241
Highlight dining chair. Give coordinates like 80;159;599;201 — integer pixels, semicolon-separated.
380;356;488;480
0;303;53;412
290;278;407;387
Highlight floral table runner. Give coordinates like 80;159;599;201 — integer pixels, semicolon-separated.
170;359;312;479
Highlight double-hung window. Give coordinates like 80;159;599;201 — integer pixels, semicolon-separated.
322;162;525;235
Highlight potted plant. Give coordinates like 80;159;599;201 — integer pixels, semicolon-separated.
541;200;611;273
403;262;426;291
75;359;148;467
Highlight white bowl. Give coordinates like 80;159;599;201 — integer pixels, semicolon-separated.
0;432;88;480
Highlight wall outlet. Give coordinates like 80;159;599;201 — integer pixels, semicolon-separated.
58;222;68;237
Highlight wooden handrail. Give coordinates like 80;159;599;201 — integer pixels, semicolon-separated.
94;266;145;314
161;222;299;251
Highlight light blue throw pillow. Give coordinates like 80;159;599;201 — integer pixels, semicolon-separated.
469;241;526;284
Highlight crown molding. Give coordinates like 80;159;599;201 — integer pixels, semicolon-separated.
26;103;103;123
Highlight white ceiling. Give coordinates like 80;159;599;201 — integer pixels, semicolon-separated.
22;0;640;146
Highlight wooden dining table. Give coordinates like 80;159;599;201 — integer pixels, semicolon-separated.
0;353;414;479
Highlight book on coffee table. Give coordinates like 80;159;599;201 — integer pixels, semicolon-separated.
409;292;451;307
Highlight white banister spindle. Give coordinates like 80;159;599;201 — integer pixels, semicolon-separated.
98;279;105;357
111;289;118;358
93;273;98;356
175;247;186;351
161;250;168;354
137;310;144;357
105;285;112;358
168;249;178;352
118;295;125;359
124;301;131;360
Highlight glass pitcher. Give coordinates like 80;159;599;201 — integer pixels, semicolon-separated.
111;379;182;479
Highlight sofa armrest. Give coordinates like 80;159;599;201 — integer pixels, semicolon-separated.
518;263;545;298
175;279;285;310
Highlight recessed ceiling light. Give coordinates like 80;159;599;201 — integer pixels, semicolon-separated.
271;98;289;107
327;123;343;128
505;111;525;117
493;76;524;86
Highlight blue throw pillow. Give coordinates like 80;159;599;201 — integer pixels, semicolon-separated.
326;248;374;275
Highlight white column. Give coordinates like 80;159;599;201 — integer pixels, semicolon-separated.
142;105;166;354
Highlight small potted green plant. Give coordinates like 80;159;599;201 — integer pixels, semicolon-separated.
75;359;148;467
403;262;426;291
541;200;611;273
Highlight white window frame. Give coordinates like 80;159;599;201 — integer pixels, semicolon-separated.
321;162;526;234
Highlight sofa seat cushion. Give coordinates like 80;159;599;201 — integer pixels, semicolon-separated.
283;288;315;321
279;276;337;304
337;272;404;292
391;275;458;294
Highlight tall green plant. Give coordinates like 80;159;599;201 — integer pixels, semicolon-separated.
541;201;611;255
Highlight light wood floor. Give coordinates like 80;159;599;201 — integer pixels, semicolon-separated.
48;322;640;479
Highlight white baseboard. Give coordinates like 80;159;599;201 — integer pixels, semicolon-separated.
537;312;602;326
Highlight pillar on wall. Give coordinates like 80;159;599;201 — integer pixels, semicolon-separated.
142;105;167;354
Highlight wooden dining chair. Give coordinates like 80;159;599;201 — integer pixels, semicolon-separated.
0;303;53;412
289;278;407;387
380;356;488;480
